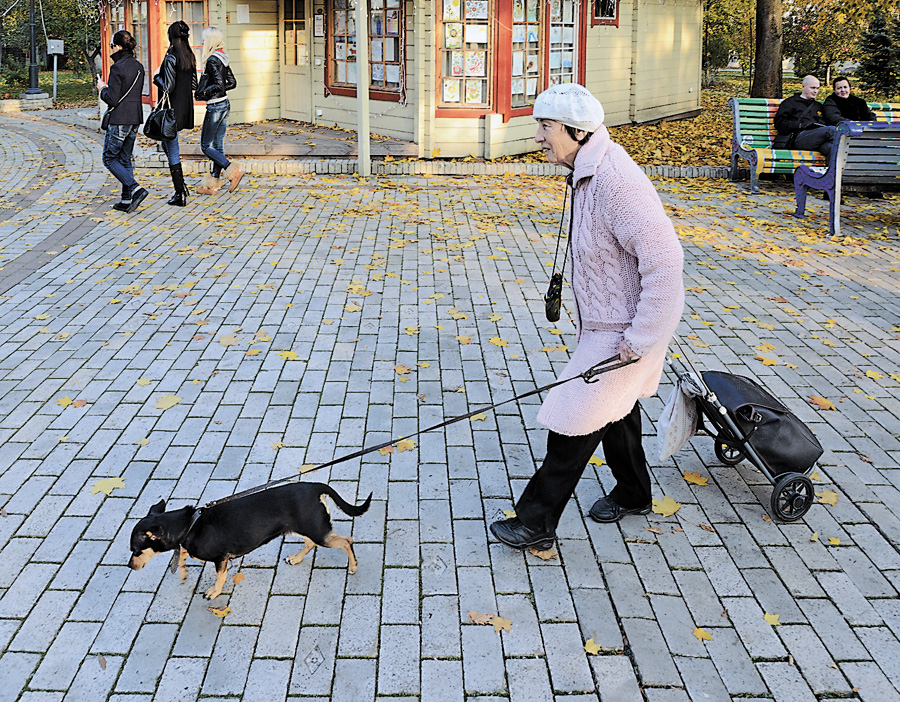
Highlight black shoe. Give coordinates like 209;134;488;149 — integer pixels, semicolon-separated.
588;495;651;523
112;199;131;211
167;190;188;207
490;517;555;550
125;187;148;213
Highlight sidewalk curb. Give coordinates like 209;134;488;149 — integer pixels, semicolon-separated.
44;108;733;180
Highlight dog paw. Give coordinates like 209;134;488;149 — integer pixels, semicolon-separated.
178;567;188;583
204;588;221;600
285;555;302;566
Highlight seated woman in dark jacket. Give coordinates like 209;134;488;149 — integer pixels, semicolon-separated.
823;76;876;125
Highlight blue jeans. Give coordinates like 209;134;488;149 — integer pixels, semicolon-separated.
161;134;180;166
200;99;231;177
102;124;139;194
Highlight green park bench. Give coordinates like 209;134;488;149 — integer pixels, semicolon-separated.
729;97;900;193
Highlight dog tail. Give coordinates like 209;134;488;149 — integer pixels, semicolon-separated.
323;486;373;518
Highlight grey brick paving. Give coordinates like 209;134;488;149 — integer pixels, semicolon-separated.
1;113;900;700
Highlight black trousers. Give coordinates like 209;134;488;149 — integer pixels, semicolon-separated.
515;401;650;534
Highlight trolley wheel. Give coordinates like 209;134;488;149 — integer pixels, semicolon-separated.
770;472;814;522
714;440;745;466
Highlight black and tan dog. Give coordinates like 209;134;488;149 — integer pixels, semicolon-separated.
128;482;372;599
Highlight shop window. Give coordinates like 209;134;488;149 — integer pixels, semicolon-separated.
592;0;619;27
131;0;150;95
284;0;307;65
166;0;207;67
328;0;404;98
510;0;578;109
438;0;491;107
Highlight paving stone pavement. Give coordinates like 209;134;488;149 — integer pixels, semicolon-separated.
0;111;899;701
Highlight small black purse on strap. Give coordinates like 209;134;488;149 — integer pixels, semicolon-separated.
545;176;574;322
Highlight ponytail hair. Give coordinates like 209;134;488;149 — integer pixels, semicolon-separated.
167;20;196;72
112;30;137;52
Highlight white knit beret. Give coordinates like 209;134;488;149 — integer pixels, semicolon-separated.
533;83;605;132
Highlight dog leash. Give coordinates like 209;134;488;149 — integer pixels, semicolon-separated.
176;353;638;551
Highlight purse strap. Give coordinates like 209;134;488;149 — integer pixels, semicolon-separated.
550;174;575;279
107;71;141;113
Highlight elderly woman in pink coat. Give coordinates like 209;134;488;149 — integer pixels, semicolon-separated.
491;84;684;551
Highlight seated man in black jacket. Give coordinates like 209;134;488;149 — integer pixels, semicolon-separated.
773;75;836;156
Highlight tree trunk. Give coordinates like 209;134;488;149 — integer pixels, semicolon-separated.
750;0;783;98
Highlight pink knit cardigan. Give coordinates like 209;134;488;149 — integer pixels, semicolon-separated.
536;126;685;436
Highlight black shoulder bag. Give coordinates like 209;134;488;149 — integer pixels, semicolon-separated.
545;175;574;322
100;72;141;131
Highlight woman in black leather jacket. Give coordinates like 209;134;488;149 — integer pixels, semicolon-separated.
195;27;243;195
153;21;197;206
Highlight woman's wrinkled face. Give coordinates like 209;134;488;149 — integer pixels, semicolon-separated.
535;119;584;169
834;80;851;99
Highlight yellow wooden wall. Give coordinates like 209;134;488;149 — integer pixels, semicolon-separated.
224;0;281;122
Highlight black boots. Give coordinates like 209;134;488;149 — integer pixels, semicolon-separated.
167;163;188;206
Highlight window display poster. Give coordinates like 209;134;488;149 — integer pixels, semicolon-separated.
526;53;538;73
336;40;346;60
450;51;464;76
386;64;401;84
527;29;538;42
336;61;346;83
512;25;525;43
562;50;573;68
563;0;573;23
384;37;396;61
443;78;460;102
334;11;345;34
445;23;463;49
550;26;562;44
465;79;483;103
464;50;486;76
512;50;524;76
550;0;561;21
513;0;525;21
371;38;383;62
549;51;561;69
314;14;324;37
465;0;488;19
443;0;460;20
527;76;538;96
511;77;524;95
386;9;399;34
387;0;400;7
563;26;574;43
371;11;383;34
348;15;355;34
464;24;488;43
348;60;357;84
527;0;538;21
371;63;385;83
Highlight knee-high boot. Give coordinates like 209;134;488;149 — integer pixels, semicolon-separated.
167;163;188;207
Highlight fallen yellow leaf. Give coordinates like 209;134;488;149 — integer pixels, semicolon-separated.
827;537;841;545
584;638;602;655
652;495;681;518
233;573;245;584
271;441;285;450
396;439;416;452
218;334;241;348
136;438;150;446
808;396;836;410
764;612;780;626
155;395;181;410
207;605;231;618
470;413;487;422
279;351;299;360
489;337;509;347
810;532;819;542
588;455;605;466
91;477;126;496
683;471;709;486
136;378;152;387
816;489;839;506
299;463;317;473
693;628;713;641
56;396;73;407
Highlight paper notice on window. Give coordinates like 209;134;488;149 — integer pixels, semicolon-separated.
386;64;401;85
464;24;488;44
236;4;250;23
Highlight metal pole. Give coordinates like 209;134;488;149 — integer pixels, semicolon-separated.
52;54;57;101
355;0;370;176
25;0;40;93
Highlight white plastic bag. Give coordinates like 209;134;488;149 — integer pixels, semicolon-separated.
657;377;699;462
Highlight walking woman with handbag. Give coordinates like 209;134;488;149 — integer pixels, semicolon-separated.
97;30;147;213
195;27;243;196
490;84;685;551
153;20;197;206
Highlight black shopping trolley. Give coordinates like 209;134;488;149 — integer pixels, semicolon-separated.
665;354;824;521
